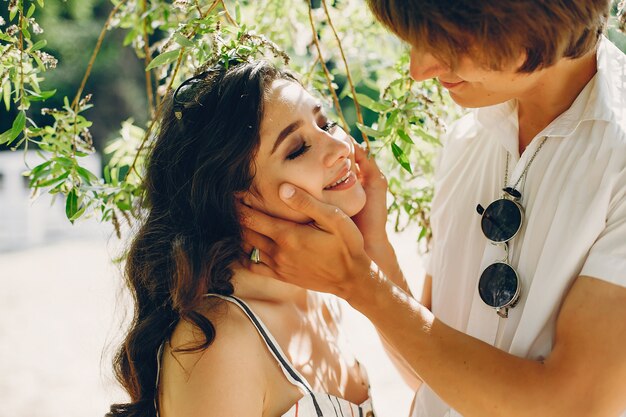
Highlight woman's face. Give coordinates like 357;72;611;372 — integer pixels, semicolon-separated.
244;79;367;223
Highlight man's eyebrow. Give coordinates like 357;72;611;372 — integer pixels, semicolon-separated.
270;104;323;155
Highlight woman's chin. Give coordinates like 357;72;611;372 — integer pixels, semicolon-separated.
338;191;367;217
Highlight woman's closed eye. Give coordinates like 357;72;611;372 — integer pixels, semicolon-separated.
286;141;311;160
285;119;338;161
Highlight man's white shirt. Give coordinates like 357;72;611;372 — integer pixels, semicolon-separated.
412;36;626;417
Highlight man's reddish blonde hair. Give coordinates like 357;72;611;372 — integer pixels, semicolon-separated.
367;0;610;72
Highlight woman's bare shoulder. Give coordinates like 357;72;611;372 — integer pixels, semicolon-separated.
159;298;268;417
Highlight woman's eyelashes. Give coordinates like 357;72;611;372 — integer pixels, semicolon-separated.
286;140;311;160
285;118;337;161
321;120;338;132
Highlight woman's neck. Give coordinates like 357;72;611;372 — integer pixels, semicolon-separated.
230;263;309;309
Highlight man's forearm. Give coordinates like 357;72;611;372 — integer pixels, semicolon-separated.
365;240;411;294
348;276;584;417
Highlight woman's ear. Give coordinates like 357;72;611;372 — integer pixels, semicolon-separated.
235;190;261;210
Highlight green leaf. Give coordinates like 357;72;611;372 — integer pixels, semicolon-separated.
145;49;180;71
0;111;26;145
103;165;111;184
116;198;132;211
391;143;413;174
53;156;75;168
30;39;47;51
3;81;11;111
65;189;79;223
9;7;17;22
37;0;44;7
69;206;86;222
397;129;414;144
29;160;52;178
353;93;387;112
26;4;36;18
173;32;194;48
123;29;137;47
235;1;241;24
25;89;56;101
383;110;398;130
37;171;69;187
414;128;439;145
356;122;391;138
76;166;99;183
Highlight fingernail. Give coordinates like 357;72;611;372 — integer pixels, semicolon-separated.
280;184;295;199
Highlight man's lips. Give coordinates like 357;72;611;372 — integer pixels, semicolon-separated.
439;79;465;89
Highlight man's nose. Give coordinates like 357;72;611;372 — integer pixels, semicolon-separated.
409;48;447;81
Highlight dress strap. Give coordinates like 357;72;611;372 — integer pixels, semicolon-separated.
154;294;323;417
205;293;315;394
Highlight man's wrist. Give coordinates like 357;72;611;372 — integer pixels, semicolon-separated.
345;261;389;311
365;240;406;288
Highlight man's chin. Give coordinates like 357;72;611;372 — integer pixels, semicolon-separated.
449;91;510;109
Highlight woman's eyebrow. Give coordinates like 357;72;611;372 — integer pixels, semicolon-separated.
270;104;323;155
271;120;303;155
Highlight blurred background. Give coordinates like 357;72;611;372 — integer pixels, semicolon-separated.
1;1;625;417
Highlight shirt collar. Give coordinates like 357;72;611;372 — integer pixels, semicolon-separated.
475;35;626;147
475;98;519;158
542;35;626;137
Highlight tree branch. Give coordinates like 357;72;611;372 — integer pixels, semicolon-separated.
320;0;370;152
141;0;155;118
71;0;127;110
306;3;349;133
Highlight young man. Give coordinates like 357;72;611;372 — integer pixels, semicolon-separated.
241;1;626;415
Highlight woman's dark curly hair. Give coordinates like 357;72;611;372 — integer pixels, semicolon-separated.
107;61;296;417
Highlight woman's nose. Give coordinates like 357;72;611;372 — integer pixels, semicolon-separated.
409;48;447;82
323;134;350;167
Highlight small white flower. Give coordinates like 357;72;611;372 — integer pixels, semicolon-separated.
6;25;19;37
30;19;43;35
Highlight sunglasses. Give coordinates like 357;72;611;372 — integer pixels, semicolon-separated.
476;186;523;318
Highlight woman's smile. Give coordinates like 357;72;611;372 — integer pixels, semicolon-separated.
324;170;357;191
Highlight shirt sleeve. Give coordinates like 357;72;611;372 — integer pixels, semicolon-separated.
580;166;626;287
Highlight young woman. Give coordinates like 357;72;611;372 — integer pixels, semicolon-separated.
107;60;376;417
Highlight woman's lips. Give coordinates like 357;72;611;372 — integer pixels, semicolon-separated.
324;170;357;191
439;79;465;89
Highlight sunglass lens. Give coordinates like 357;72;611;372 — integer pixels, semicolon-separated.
481;199;522;242
478;262;520;308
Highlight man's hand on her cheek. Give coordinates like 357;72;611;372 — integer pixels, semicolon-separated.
351;142;390;245
239;184;372;298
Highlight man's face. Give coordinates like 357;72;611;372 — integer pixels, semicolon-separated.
409;47;543;108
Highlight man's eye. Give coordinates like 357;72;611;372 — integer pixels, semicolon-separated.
286;143;311;160
321;120;338;132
